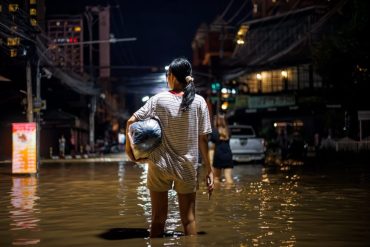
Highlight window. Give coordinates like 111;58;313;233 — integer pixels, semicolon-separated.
313;72;323;88
253;3;258;14
230;126;255;136
272;70;284;92
299;64;310;89
261;71;273;93
30;19;37;26
287;67;298;90
30;8;37;16
9;4;19;12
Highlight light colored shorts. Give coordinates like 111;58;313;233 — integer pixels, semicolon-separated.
147;161;199;194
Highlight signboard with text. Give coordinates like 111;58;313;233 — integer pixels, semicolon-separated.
249;95;295;109
12;123;37;174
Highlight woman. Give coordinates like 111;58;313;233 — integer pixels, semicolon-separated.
125;58;214;237
211;114;233;184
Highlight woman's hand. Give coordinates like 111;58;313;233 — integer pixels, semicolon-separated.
206;171;214;200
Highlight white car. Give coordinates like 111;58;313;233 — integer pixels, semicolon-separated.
229;125;266;163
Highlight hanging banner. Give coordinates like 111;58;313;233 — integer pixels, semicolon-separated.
12;123;37;174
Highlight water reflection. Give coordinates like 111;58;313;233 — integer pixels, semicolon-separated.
134;163;181;233
1;161;368;246
9;175;40;245
136;163;151;219
249;166;300;246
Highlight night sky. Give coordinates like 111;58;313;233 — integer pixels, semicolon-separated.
46;0;250;68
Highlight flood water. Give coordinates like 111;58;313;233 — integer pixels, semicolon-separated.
0;161;369;246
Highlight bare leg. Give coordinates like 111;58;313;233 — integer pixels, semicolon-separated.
150;190;168;238
177;192;197;235
224;168;234;184
213;167;222;183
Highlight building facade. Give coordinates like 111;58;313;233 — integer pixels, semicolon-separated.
192;0;369;147
47;16;84;74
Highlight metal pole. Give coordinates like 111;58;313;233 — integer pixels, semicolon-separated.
359;120;362;142
26;60;33;122
86;10;96;152
36;59;41;171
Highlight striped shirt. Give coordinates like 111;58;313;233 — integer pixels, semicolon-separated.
133;91;212;182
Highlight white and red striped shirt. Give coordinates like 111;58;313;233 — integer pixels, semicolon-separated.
133;91;212;182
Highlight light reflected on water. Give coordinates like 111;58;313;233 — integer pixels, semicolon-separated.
247;168;300;246
0;162;369;246
10;175;40;245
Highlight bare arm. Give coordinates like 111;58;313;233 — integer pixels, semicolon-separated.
125;115;138;161
199;134;214;193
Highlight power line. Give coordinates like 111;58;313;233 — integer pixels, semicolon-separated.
231;0;303;67
226;0;249;24
220;0;235;19
112;0;137;65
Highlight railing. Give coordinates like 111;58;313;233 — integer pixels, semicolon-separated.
320;137;370;153
335;140;370;152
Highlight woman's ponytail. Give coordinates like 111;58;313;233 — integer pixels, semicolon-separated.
180;76;195;111
169;58;196;112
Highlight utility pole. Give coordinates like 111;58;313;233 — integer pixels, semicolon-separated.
85;9;96;152
35;59;41;171
26;60;33;122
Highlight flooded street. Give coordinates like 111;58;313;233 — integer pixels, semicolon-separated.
1;161;369;246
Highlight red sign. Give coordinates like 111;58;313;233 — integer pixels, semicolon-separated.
12;123;37;174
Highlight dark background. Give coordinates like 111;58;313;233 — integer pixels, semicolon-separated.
45;0;249;67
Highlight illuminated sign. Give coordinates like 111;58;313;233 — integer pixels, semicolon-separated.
12;123;37;174
53;37;79;44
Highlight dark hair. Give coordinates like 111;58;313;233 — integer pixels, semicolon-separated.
169;58;195;111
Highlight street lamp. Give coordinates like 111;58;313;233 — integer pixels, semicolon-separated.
142;96;150;102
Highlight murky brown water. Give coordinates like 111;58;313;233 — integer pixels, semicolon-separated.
1;161;369;246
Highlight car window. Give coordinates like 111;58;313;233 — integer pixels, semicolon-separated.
230;127;254;136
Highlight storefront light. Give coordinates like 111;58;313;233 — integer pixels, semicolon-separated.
221;102;229;110
237;39;245;45
281;70;288;78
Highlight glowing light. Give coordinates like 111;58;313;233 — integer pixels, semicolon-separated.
142;96;149;102
256;73;262;80
237;39;245;45
30;8;37;16
7;37;20;46
221;101;229;110
221;88;228;94
9;4;19;12
74;26;81;32
281;70;288;78
164;65;169;71
12;123;37;174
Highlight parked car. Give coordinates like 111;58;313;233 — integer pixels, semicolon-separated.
229;125;266;163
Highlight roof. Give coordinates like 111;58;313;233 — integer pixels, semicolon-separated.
222;1;348;79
